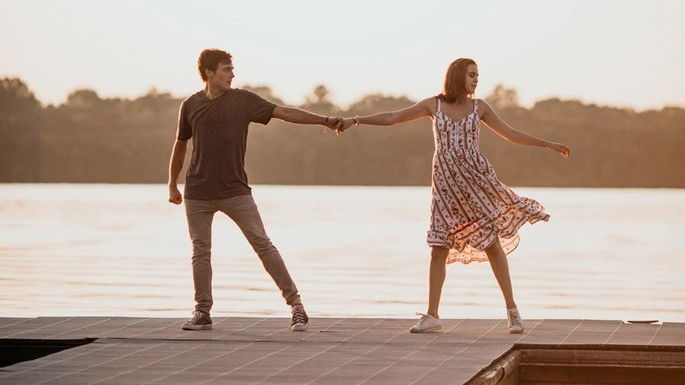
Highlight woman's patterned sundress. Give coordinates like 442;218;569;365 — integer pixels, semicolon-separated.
427;98;549;264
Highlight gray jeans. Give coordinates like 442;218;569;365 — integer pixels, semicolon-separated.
184;194;300;313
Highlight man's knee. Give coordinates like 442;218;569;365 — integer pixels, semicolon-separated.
191;238;211;261
251;236;276;256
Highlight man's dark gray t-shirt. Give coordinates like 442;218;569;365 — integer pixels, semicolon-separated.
177;89;276;200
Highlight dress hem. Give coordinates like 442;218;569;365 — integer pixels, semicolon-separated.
427;208;549;264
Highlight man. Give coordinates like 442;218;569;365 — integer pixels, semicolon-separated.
168;48;341;331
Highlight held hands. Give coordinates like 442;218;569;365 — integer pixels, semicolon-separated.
337;118;354;132
324;116;343;135
323;116;356;135
549;142;571;159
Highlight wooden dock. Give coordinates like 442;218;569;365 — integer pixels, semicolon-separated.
1;317;684;384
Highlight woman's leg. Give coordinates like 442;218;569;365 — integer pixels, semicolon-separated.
427;246;449;317
485;238;517;309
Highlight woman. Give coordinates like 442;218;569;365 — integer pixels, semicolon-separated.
338;58;570;334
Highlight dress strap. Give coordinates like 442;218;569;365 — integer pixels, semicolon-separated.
435;97;442;113
472;98;478;114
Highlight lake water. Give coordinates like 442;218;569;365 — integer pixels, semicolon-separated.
1;184;684;322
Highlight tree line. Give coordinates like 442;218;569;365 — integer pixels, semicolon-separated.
1;77;683;187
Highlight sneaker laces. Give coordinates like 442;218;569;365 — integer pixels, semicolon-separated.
507;308;522;327
191;311;208;321
415;312;434;325
292;305;307;325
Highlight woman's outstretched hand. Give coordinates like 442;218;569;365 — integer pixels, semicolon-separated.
550;142;571;159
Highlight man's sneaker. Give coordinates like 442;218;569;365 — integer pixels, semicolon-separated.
182;311;212;330
507;307;524;334
410;313;442;333
290;304;309;331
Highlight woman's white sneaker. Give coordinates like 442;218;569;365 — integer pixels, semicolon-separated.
410;313;442;333
507;307;524;334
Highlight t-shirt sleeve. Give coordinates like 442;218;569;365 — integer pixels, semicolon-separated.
244;91;276;125
176;100;192;140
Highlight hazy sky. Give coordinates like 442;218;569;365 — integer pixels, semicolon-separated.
1;0;683;110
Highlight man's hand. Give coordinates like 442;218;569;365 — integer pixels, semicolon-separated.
342;118;354;131
337;118;354;132
168;185;183;205
325;116;343;135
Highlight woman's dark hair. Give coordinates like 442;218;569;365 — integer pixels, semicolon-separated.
437;58;476;103
197;49;233;81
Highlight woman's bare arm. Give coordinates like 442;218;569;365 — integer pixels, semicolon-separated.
480;100;571;158
339;97;434;130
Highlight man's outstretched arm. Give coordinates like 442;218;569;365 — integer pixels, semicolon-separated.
168;139;188;204
272;106;341;132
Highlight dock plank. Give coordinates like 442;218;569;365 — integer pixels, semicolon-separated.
1;317;682;384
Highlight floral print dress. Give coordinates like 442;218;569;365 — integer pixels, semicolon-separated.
427;98;549;264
